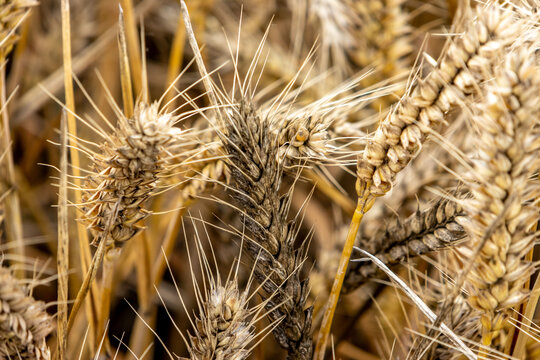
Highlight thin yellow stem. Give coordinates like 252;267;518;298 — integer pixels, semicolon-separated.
119;0;142;96
0;65;24;279
126;203;188;358
118;7;134;118
66;235;108;335
56;113;69;360
61;0;97;347
314;195;372;360
164;16;186;106
135;231;152;309
96;249;120;357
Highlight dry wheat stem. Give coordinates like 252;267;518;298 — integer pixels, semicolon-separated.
0;0;36;282
60;0;98;348
56;112;69;359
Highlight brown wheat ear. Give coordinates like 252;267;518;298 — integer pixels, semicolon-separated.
189;280;254;360
0;265;53;360
344;196;467;292
459;43;540;349
219;100;313;360
0;0;38;57
348;0;412;111
81;101;182;249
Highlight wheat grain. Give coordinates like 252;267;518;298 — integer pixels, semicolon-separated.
189;281;254;360
347;0;412;110
357;5;524;199
433;295;479;360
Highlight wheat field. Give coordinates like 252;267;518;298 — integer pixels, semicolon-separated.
0;0;539;359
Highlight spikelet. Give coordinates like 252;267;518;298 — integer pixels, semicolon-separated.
344;197;466;292
220;100;313;360
308;0;356;72
275;115;330;165
189;281;253;360
357;5;524;199
81;102;182;248
0;265;53;360
459;44;540;348
0;0;38;57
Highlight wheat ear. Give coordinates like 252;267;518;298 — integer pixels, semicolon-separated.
348;0;412;110
0;0;38;57
460;43;540;349
0;265;53;360
344;197;466;292
220;100;313;359
189;281;254;360
315;6;525;358
67;100;182;337
81;101;181;248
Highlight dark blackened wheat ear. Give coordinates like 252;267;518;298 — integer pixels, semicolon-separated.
218;100;313;360
178;6;314;356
